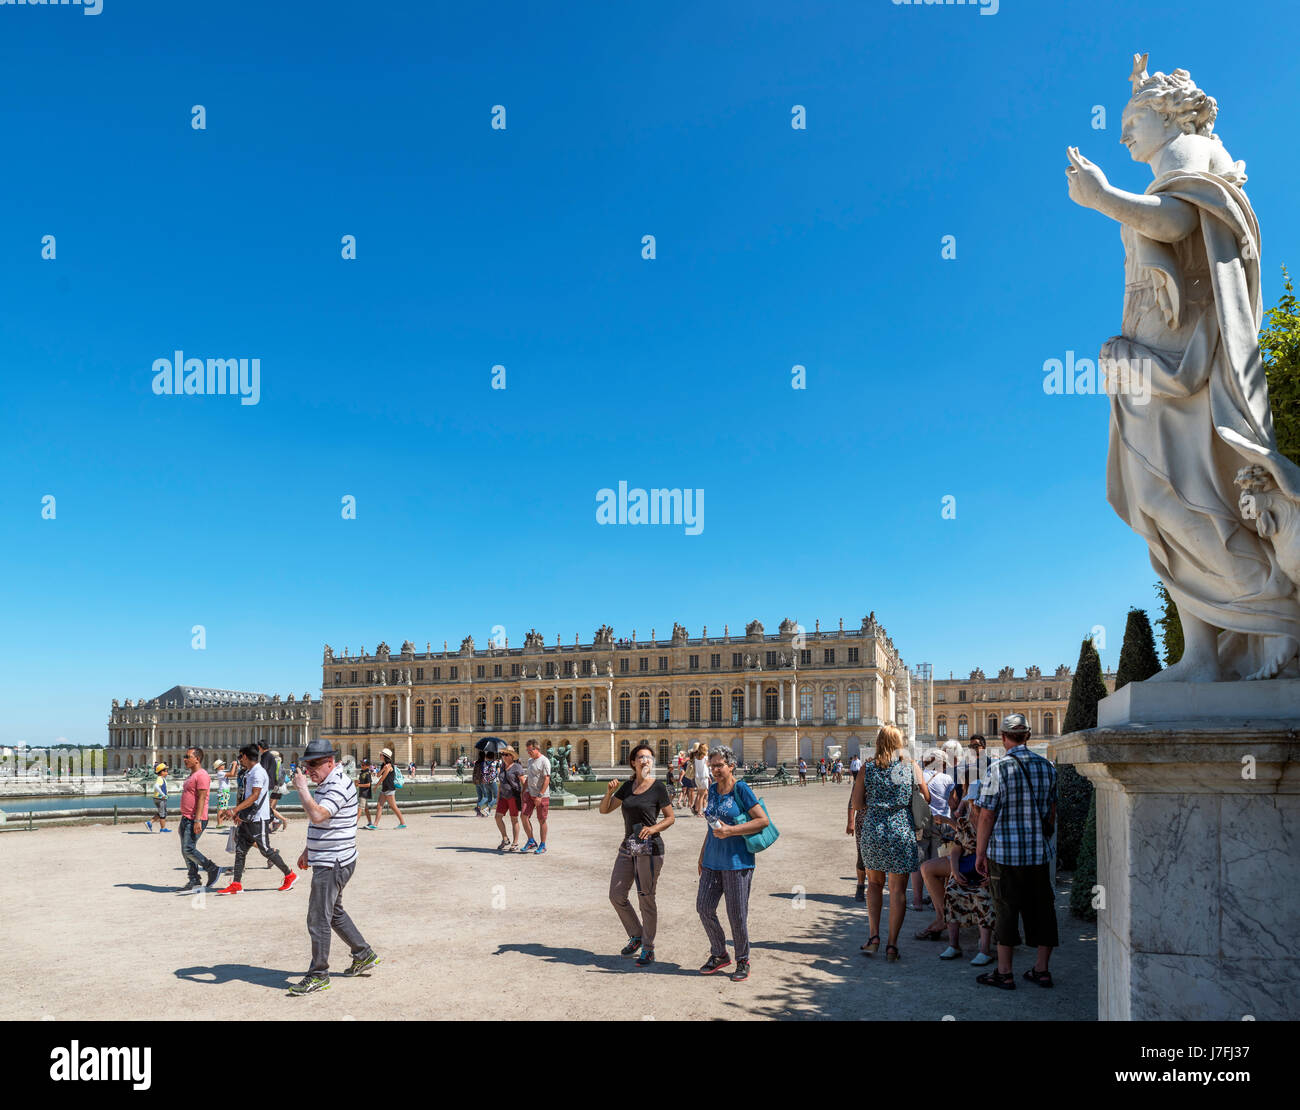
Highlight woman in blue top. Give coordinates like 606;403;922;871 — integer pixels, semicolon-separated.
696;744;770;983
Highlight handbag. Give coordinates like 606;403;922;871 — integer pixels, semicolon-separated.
224;828;237;854
738;798;779;853
910;771;933;837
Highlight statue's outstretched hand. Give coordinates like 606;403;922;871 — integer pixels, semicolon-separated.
1066;146;1109;208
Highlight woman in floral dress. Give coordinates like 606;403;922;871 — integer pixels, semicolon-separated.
849;725;929;962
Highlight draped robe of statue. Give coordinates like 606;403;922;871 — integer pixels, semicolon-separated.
1102;167;1300;677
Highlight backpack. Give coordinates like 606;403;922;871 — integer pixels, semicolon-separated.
393;766;405;788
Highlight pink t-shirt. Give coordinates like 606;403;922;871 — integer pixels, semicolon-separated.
181;768;211;821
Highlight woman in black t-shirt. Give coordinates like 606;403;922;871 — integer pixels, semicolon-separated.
599;743;675;967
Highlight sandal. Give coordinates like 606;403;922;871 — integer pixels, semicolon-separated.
976;970;1016;990
1023;968;1054;988
913;927;944;941
861;935;881;956
885;945;901;962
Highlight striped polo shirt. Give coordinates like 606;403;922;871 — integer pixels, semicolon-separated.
306;765;358;867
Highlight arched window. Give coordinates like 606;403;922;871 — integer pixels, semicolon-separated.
658;739;670;765
563;694;573;724
349;702;359;729
333;703;343;729
448;698;460;728
619;692;631;725
800;685;813;721
389;701;399;729
847;686;861;722
731;688;744;723
988;714;998;736
475;698;487;727
581;692;592;724
364;702;373;729
658;692;671;723
492;697;504;727
823;687;837;722
937;714;948;739
688;690;701;723
510;696;521;726
544;693;555;724
958;714;969;739
430;698;442;728
764;686;778;721
1043;712;1055;737
709;688;723;723
638;691;650;723
580;740;590;765
620;739;631;765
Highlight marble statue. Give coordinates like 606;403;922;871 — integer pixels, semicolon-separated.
1067;54;1300;681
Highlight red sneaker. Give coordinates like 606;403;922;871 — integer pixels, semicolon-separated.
278;872;298;892
215;882;242;895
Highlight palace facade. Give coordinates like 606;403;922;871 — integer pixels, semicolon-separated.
909;664;1117;744
321;615;912;770
105;685;322;772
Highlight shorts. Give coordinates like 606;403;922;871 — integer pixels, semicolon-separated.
916;830;945;866
359;788;372;800
381;789;396;798
154;799;168;819
988;861;1059;949
682;778;695;789
523;795;549;820
496;795;520;816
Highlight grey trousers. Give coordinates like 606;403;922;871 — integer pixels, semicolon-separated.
697;866;753;961
307;860;370;975
609;847;663;945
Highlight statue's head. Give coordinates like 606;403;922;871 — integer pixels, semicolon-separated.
1122;53;1217;163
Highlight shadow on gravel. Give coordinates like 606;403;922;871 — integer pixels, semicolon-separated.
175;964;297;990
738;883;1093;1020
113;882;190;894
495;942;685;976
434;846;514;855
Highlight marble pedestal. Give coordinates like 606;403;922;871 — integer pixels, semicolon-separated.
1051;683;1300;1021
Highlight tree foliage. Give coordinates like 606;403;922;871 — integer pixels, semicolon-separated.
1262;266;1300;468
1154;581;1184;667
1056;637;1108;870
1115;608;1162;690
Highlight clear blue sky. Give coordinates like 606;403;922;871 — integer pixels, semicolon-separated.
3;1;1297;745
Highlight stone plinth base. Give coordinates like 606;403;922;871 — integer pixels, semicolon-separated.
1098;679;1300;727
1051;722;1300;1020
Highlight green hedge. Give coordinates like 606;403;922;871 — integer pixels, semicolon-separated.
1070;791;1098;921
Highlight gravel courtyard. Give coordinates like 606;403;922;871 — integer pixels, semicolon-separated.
0;784;1096;1020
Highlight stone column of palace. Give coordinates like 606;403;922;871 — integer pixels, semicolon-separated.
778;681;785;723
1051;683;1300;1021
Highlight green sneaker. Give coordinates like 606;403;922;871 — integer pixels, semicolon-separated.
287;974;331;996
344;949;381;977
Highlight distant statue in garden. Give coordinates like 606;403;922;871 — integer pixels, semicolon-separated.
1067;54;1300;681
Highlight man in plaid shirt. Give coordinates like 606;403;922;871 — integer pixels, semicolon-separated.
973;714;1059;990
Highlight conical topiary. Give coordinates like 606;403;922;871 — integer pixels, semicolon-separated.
1115;608;1162;689
1057;637;1108;869
1154;581;1184;667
